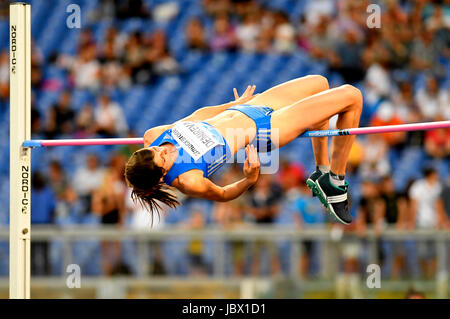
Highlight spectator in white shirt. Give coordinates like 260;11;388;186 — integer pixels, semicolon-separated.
409;167;447;230
273;12;296;54
364;61;391;106
94;93;129;137
304;0;335;27
236;13;260;52
72;154;105;214
73;154;105;197
408;167;449;278
415;76;449;121
59;43;101;90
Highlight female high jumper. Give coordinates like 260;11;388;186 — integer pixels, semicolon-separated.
125;75;363;224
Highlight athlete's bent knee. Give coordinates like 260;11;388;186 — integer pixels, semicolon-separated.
341;84;362;106
308;74;329;91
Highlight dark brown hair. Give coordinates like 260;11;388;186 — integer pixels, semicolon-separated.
125;148;180;218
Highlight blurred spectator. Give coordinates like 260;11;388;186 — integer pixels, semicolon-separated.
273;11;296;54
89;0;116;21
203;0;232;17
48;161;69;200
31;172;56;224
425;3;450;31
424;115;450;158
409;168;449;278
0;50;9;102
31;172;56;276
391;81;422;124
443;177;450;221
99;29;131;89
410;29;442;75
75;102;97;138
277;159;305;192
391;81;425;147
115;0;150;19
103;27;127;57
236;13;260;52
352;179;383;279
31;104;43;137
54;186;84;222
356;179;385;235
45;91;75;138
304;0;335;27
331;25;365;82
77;28;96;53
441;177;450;276
246;174;282;275
307;16;337;62
359;134;390;181
94;93;129;137
59;43;101;90
378;176;410;279
30;39;44;89
146;30;180;76
256;7;276;53
364;58;392;106
186;207;208;276
347;138;365;173
247;174;282;224
72;154;106;215
370;101;407;148
123;31;146;83
92;154;127;275
293;182;325;278
210;14;238;52
379;176;409;230
92;154;127;225
213;165;246;275
0;0;8;18
409;168;449;230
415;76;449;121
186;18;209;51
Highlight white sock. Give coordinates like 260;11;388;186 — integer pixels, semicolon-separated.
317;165;330;174
330;171;345;187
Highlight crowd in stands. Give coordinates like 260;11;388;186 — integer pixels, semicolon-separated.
0;0;448;280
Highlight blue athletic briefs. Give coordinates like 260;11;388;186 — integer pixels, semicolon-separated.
227;104;274;152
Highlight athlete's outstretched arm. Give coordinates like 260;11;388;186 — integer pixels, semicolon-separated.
177;145;260;202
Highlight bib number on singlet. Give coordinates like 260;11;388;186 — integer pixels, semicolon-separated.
171;122;222;161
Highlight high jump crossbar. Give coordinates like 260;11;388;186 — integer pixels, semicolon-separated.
22;121;450;147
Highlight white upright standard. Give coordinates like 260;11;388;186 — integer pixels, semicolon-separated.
9;2;31;299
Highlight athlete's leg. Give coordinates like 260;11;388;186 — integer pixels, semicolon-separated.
246;75;330;166
271;84;363;175
246;75;329;110
270;84;362;224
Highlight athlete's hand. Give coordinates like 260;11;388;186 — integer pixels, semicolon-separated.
233;85;257;104
243;144;260;184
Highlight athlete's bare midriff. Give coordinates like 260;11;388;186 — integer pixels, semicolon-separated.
203;109;257;155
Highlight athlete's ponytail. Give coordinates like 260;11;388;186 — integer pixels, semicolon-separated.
125;148;180;221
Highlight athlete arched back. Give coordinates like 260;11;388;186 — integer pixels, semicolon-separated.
125;75;363;225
